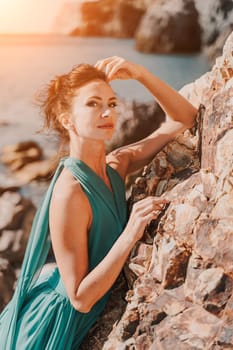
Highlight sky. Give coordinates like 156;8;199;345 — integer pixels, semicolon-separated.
0;0;71;33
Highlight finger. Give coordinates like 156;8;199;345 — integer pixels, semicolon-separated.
104;58;122;78
95;56;120;71
143;210;160;223
109;60;138;81
153;199;169;209
95;57;126;81
133;197;161;216
133;197;168;216
132;196;154;211
134;196;168;211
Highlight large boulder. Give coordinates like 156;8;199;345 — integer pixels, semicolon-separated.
135;0;233;55
195;0;233;45
80;32;233;349
135;0;202;53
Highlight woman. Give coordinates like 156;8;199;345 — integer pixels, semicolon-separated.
0;56;197;349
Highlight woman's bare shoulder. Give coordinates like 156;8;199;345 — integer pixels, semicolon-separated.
50;168;92;230
51;168;90;208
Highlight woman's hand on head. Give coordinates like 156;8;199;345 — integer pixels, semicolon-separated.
95;56;143;82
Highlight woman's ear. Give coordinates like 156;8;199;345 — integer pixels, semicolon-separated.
60;114;78;134
60;114;72;130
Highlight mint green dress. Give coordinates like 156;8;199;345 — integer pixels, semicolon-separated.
0;157;127;349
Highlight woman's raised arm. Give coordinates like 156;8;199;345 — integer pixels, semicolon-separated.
96;57;198;178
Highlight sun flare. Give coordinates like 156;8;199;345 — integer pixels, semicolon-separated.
0;0;65;34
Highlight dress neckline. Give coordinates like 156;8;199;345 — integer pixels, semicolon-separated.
61;156;126;226
61;156;121;196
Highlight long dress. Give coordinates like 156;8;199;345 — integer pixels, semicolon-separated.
0;157;127;349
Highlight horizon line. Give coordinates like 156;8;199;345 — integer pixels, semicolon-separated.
0;32;68;36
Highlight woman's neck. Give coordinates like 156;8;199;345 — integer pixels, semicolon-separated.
69;137;107;177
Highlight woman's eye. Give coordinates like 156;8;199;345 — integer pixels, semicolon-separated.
109;102;117;108
87;101;98;107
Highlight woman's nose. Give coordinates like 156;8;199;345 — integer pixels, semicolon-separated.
100;107;111;118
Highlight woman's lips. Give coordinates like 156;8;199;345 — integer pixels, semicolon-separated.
97;123;114;129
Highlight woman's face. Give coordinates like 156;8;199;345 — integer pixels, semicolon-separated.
70;79;118;141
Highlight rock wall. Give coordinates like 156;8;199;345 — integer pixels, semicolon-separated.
81;32;233;349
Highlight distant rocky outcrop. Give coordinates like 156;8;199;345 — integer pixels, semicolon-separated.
57;0;233;56
136;0;233;54
70;0;147;38
80;32;233;350
135;0;202;53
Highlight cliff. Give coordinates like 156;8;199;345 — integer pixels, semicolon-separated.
80;31;233;349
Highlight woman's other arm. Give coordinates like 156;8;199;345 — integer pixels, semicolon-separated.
50;170;167;313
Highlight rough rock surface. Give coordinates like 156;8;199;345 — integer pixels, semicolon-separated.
81;32;233;350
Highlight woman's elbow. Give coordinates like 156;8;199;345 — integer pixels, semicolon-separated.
71;297;92;314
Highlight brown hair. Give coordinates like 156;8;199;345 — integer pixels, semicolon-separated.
37;64;107;156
